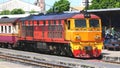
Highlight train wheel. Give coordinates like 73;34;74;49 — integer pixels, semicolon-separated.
64;46;70;56
8;44;13;49
60;49;66;56
48;44;60;55
53;45;58;55
60;45;73;57
97;54;103;60
0;43;2;47
4;43;8;48
17;41;25;50
27;43;34;52
0;43;3;48
56;46;61;56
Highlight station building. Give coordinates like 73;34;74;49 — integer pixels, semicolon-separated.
0;0;41;14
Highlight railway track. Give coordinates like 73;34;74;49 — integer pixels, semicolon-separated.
0;48;120;68
86;57;120;64
0;55;65;68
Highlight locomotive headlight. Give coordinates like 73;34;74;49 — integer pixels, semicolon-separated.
95;35;100;40
76;35;81;40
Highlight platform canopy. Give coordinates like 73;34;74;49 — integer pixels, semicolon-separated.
88;8;120;37
88;8;120;27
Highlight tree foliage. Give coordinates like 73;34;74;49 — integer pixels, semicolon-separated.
47;0;70;13
89;0;120;9
0;10;11;15
29;9;36;14
11;9;25;14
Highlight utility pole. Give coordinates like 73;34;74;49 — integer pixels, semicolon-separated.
85;0;89;12
82;0;90;18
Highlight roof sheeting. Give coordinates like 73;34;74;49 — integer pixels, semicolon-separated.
21;13;78;21
88;8;120;12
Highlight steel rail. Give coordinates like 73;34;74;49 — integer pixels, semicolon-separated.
0;48;120;68
0;55;65;68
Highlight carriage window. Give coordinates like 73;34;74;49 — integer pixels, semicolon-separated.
75;19;86;28
48;21;51;25
5;26;7;33
43;21;46;26
37;21;39;26
28;21;30;26
58;20;61;25
89;19;99;27
58;20;62;31
22;21;25;26
54;20;56;25
32;21;34;26
1;26;3;33
48;21;51;31
9;26;11;33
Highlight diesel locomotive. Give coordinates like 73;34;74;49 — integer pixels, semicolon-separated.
0;12;103;58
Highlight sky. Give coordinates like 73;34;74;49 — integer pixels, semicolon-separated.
0;0;83;10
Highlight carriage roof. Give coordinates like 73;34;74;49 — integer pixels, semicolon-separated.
0;18;19;23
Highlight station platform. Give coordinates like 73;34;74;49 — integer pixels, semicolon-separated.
102;49;120;63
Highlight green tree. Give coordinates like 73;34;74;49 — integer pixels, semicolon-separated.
89;0;120;9
0;10;11;15
29;10;36;14
11;9;25;14
47;0;70;13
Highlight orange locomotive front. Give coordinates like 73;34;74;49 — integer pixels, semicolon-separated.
18;13;103;58
65;14;103;58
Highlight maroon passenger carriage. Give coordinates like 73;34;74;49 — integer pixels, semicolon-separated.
0;18;19;48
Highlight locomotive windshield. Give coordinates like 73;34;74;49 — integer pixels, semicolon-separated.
89;19;99;27
75;19;86;28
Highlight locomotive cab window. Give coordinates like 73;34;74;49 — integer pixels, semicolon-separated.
75;19;86;28
67;20;70;30
89;19;99;27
